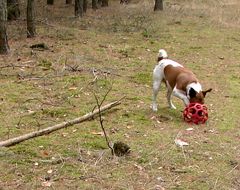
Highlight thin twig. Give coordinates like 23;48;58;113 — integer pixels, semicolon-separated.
213;177;219;190
227;164;239;175
93;88;114;155
94;151;105;166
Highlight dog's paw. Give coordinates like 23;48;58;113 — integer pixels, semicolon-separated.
169;105;176;109
152;104;158;112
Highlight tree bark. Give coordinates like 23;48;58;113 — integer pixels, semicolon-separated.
98;0;102;6
27;0;36;38
66;0;72;4
92;0;97;10
47;0;54;5
101;0;108;7
7;0;20;20
75;0;83;17
83;0;87;13
154;0;163;11
0;0;10;54
0;99;122;147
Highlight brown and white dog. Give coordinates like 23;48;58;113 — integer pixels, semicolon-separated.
152;49;212;112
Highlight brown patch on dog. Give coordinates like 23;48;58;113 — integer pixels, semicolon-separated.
164;65;198;91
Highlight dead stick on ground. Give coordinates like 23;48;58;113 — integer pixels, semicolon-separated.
93;87;114;156
0;98;123;147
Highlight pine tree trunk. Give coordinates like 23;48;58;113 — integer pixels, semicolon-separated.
102;0;108;7
154;0;163;11
83;0;87;13
47;0;54;5
75;0;83;17
27;0;36;38
66;0;72;4
98;0;102;6
0;0;10;54
7;0;20;20
92;0;97;10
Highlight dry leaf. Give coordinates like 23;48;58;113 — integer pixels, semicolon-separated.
69;87;77;90
62;132;68;137
41;181;53;187
42;150;49;156
157;176;165;182
134;164;143;171
175;139;189;147
72;129;77;133
186;128;194;131
47;169;53;174
155;185;165;190
91;131;104;136
27;110;35;114
151;116;156;120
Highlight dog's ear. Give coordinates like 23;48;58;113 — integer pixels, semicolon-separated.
189;88;197;98
202;88;212;97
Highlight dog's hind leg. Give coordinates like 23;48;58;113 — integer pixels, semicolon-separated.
152;80;161;112
152;66;163;112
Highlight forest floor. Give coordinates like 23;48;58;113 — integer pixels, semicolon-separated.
0;0;240;189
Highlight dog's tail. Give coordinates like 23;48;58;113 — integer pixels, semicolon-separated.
157;49;168;62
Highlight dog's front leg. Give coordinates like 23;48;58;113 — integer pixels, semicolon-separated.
172;88;190;107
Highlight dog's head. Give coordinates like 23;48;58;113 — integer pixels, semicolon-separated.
188;88;212;104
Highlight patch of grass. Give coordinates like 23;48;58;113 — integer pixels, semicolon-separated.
41;108;69;118
9;144;39;159
38;59;52;70
131;72;151;85
142;28;152;38
83;138;107;150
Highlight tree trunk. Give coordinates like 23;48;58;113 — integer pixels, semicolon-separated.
66;0;72;4
7;0;20;20
92;0;97;10
75;0;83;17
47;0;54;5
98;0;102;5
0;0;10;54
27;0;36;38
154;0;163;11
83;0;87;13
101;0;108;7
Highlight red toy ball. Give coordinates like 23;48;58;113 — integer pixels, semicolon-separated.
183;103;208;124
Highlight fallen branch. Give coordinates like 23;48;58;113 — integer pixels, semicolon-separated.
0;98;123;147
